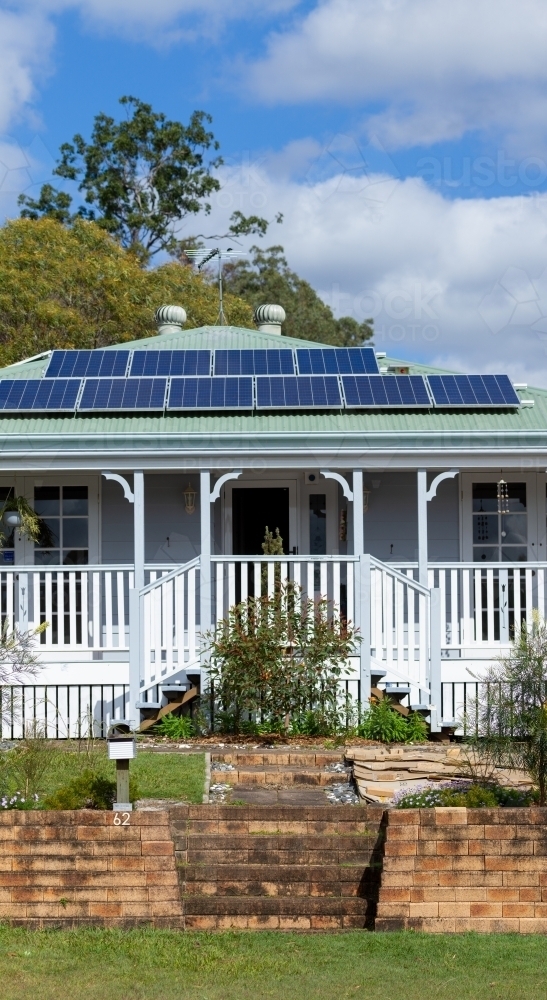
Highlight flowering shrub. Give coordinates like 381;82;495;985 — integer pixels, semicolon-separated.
0;792;39;810
394;780;536;808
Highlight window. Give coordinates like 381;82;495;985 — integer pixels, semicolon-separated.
34;486;88;565
0;487;14;565
472;482;527;562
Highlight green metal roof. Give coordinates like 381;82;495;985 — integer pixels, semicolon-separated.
0;325;545;459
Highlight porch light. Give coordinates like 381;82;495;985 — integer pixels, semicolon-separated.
363;487;371;514
183;483;197;515
497;479;510;515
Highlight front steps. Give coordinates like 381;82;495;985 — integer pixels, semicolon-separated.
211;750;350;786
170;804;385;930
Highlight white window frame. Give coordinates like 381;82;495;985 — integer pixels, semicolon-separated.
461;472;542;562
19;475;100;566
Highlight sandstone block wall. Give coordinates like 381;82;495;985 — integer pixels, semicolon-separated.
0;809;183;928
376;806;547;933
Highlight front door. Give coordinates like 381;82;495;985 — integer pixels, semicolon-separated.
232;487;290;555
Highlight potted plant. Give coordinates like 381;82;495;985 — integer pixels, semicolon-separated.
0;496;52;546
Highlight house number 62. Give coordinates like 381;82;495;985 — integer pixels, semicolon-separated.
113;812;131;826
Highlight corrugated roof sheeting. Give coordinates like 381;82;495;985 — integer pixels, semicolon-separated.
0;326;544;448
0;396;543;436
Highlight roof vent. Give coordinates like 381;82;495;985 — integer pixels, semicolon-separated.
254;303;286;335
155;304;187;336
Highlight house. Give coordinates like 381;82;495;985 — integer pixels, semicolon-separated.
0;302;543;736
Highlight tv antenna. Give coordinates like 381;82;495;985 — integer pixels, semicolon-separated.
183;247;247;325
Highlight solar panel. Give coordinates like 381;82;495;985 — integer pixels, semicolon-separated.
45;350;130;378
167;377;253;410
255;376;342;409
342;374;431;408
427;374;520;407
130;350;211;377
214;349;295;376
78;378;167;410
296;347;379;376
0;379;81;411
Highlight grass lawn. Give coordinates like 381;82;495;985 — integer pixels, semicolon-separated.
0;928;545;1000
3;747;205;805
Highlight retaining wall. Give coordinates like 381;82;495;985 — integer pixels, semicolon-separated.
0;809;183;928
1;806;547;932
376;806;547;933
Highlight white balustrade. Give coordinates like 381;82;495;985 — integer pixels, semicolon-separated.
211;555;358;626
0;565;175;652
394;563;547;650
139;558;201;694
5;558;544;712
369;558;430;698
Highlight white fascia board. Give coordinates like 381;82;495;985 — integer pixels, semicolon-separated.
0;448;546;472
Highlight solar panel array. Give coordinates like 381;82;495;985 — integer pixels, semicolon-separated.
45;351;130;378
79;378;167;411
1;348;523;412
427;374;520;407
214;349;294;376
0;379;81;412
296;346;379;375
168;377;253;410
341;375;431;408
129;350;210;377
256;376;341;409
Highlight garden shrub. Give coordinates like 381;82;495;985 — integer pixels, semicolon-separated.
358;698;428;743
42;769;138;809
0;792;39;810
155;714;195;739
395;780;536;808
207;585;357;734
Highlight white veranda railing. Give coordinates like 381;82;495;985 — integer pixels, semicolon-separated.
138;554;431;701
394;563;547;649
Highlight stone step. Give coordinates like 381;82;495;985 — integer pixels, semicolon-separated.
180;863;366;895
183;912;365;930
183;895;367;917
211;752;344;768
210;766;348;786
167;804;384;930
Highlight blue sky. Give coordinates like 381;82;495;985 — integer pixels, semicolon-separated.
3;0;547;382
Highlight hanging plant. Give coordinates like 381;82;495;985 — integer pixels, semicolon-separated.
0;496;53;547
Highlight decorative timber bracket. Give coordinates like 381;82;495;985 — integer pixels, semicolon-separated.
209;470;242;503
102;472;135;503
425;469;459;502
320;470;353;501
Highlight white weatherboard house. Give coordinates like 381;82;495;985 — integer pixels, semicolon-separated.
0;302;542;736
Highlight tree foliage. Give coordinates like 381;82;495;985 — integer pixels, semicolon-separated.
19;97;223;262
0;218;252;367
206;586;357;733
223;245;374;346
468;612;547;804
0;622;46;686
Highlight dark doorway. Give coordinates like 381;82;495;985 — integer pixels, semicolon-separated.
232;488;290;555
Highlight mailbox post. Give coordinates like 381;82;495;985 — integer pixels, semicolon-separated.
107;724;136;812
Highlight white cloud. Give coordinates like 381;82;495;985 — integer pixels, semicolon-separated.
246;0;547;153
198;150;547;385
0;9;53;132
32;0;298;41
